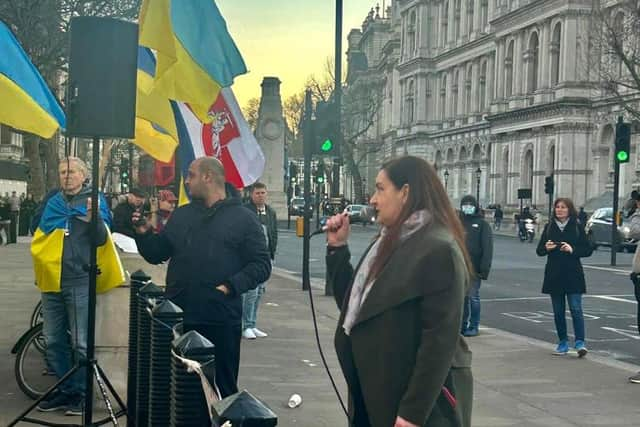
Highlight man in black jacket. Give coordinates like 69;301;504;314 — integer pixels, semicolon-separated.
459;195;493;337
112;188;146;237
134;157;271;397
242;182;277;339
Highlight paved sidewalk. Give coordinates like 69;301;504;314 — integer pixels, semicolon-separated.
2;242;640;426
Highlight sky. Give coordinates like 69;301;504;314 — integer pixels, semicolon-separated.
216;0;383;110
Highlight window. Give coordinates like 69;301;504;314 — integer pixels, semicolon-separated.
452;70;460;116
454;0;461;40
465;65;473;113
442;2;449;46
527;32;539;93
480;0;488;31
440;74;448;120
505;40;514;97
479;61;487;111
550;23;561;86
405;80;415;124
408;11;417;55
468;0;474;35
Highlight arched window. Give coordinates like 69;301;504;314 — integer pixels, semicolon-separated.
527;32;539;93
547;144;555;175
435;150;443;170
480;0;488;31
442;2;449;46
454;0;461;41
408;11;417;55
459;147;468;194
550;23;561;86
472;144;482;161
479;61;487;111
405;80;415;124
452;70;460;116
465;65;473;114
467;0;474;35
505;40;514;97
446;147;454;163
440;74;447;120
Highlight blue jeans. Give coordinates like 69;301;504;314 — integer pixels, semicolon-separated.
550;293;585;343
462;278;481;331
242;283;266;329
41;284;89;397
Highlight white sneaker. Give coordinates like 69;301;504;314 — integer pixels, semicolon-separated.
253;328;268;338
242;328;256;339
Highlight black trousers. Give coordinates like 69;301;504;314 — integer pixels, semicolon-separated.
9;211;18;243
184;323;242;398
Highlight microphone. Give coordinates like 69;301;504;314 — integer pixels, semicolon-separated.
310;219;349;237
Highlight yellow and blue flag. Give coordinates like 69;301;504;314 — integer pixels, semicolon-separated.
134;46;179;162
0;21;65;138
31;191;125;293
139;0;247;122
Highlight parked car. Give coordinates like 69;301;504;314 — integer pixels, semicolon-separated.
585;207;638;252
346;204;375;225
289;197;313;217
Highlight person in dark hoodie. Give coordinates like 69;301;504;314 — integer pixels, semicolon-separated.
459;195;493;337
134;157;272;397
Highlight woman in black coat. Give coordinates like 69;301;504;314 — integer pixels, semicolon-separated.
536;197;593;357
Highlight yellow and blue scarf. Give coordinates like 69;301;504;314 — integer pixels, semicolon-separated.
31;191;125;293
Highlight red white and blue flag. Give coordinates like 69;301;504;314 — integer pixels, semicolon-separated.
172;87;265;201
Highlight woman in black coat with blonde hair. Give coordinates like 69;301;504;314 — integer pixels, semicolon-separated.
536;197;593;357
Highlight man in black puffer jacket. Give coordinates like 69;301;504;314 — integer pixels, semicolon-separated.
134;157;271;397
459;195;493;337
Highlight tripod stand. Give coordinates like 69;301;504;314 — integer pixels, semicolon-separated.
8;137;127;427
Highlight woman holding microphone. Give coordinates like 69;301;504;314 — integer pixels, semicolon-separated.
325;156;473;427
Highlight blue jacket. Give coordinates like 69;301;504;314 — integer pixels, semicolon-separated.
135;184;272;325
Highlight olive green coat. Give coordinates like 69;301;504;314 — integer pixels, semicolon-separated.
327;225;473;427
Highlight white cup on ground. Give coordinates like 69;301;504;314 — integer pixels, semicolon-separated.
288;393;302;408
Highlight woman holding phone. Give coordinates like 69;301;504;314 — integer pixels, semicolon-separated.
325;156;473;427
536;197;593;356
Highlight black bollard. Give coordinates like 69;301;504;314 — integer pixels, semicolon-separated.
212;389;278;427
135;282;164;427
169;331;216;427
126;270;151;427
148;300;183;427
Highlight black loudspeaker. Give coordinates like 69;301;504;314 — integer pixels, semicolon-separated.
517;188;532;200
66;16;138;139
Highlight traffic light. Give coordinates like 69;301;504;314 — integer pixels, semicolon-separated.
316;174;325;184
615;118;631;164
544;175;554;195
120;158;130;188
312;101;339;156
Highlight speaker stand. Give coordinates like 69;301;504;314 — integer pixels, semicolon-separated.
8;137;127;426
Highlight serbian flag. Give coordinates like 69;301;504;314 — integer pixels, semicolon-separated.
173;87;264;203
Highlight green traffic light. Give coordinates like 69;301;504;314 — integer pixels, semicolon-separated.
317;176;324;183
617;151;629;162
321;139;333;152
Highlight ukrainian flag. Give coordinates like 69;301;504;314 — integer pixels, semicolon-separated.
139;0;247;122
134;46;179;162
31;191;125;293
0;21;65;138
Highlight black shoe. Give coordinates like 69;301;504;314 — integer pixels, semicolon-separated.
65;395;84;416
37;390;69;412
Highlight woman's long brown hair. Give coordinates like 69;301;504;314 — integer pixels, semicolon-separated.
367;156;474;282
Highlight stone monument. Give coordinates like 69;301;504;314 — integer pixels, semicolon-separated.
255;77;287;218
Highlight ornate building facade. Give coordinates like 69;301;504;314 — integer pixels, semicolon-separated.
346;0;636;210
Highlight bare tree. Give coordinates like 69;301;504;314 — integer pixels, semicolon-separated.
590;0;640;120
242;97;260;133
283;91;305;157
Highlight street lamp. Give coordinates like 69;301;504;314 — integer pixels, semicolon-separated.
475;167;482;204
444;169;450;191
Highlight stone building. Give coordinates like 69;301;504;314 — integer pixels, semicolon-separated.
346;0;636;210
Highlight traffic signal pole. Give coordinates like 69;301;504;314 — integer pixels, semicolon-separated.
302;89;313;291
332;0;343;198
611;157;620;266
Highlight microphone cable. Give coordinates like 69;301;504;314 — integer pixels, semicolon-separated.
305;231;350;420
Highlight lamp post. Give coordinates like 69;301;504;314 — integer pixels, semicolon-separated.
475;167;482;205
444;169;450;191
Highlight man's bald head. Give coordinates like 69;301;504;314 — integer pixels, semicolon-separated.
195;157;225;188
